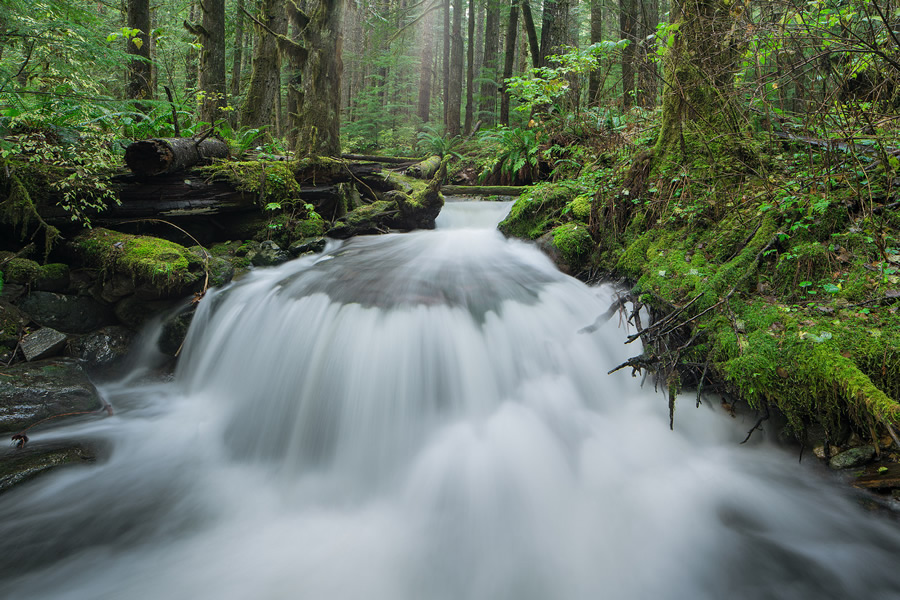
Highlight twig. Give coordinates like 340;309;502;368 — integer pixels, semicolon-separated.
740;405;770;444
885;422;900;453
164;85;181;137
696;360;709;408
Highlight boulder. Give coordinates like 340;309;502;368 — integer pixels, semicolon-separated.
0;359;104;434
33;263;70;293
288;237;327;256
829;445;876;470
69;326;135;372
0;440;101;495
251;240;291;267
113;294;177;330
20;327;67;361
0;300;26;351
18;291;114;334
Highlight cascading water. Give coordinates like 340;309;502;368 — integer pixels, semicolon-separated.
2;199;900;599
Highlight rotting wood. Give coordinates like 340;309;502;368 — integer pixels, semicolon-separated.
125;137;230;176
405;155;442;179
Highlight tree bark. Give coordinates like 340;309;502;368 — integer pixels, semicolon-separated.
240;0;287;130
443;0;451;129
447;0;464;136
295;0;345;156
620;0;637;108
197;0;227;124
588;0;602;105
500;0;519;125
653;0;748;168
465;0;475;133
416;9;436;123
637;0;659;107
479;0;501;126
185;0;199;91
126;0;152;102
230;0;246;108
520;0;540;69
124;138;230;176
539;0;570;67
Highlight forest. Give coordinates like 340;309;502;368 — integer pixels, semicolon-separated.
3;0;900;495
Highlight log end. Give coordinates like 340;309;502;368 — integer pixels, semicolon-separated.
124;139;174;177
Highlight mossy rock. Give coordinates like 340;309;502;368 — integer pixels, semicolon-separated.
292;217;328;239
537;222;595;274
34;262;70;292
74;228;203;297
3;258;40;285
327;200;399;239
498;184;572;240
0;300;26;350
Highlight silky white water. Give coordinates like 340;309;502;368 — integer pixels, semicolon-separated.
2;199;900;599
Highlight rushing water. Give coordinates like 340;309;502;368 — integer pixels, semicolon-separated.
2;200;900;599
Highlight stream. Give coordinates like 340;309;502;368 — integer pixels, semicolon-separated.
1;200;900;599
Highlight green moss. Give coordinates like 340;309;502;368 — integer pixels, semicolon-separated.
3;258;40;285
199;160;301;205
293;217;327;238
76;228;201;290
567;195;592;221
0;163;60;257
39;262;68;281
550;222;594;269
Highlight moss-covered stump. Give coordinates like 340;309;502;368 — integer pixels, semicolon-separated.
74;228;204;299
0;359;104;435
0;440;102;495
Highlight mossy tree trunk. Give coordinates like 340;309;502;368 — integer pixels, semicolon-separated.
499;0;519;125
240;0;287;130
293;0;345;157
197;0;226;124
653;0;749;170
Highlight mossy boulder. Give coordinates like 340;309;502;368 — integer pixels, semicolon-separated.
33;263;70;292
3;258;40;285
498;184;571;240
536;222;595;275
74;228;204;298
0;300;26;351
327;200;398;239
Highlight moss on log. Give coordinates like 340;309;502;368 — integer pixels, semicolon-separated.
125;138;230;176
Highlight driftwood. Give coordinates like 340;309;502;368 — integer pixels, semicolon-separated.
440;185;528;197
125;137;230;177
405;155;442;179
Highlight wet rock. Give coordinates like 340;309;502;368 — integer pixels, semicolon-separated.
829;445;876;470
99;274;137;303
18;291;114;334
159;309;195;357
188;247;235;288
251;240;291;267
33;263;70;293
0;440;101;495
288;237;327;256
327;200;398;239
0;301;27;351
0;359;103;434
113;295;178;330
69;326;135;372
20;327;67;361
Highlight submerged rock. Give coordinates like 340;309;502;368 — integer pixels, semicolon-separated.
0;440;101;495
0;359;104;434
288;237;327;256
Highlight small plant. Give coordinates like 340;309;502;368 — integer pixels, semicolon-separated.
416;126;462;159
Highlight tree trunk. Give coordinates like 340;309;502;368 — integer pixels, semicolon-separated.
479;0;501;126
653;0;748;168
500;0;519;125
230;0;246;108
620;0;636;108
295;0;345;156
539;0;570;67
126;0;152;101
520;0;540;69
636;0;658;107
240;0;287;130
417;10;436;124
285;0;304;149
197;0;226;124
447;0;464;136
465;0;475;133
443;0;451;129
185;0;198;91
588;0;602;105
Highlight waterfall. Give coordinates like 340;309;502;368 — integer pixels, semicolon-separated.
1;200;899;599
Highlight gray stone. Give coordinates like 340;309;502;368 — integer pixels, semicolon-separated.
829;445;876;470
0;440;101;495
21;327;67;361
251;240;291;266
69;326;135;371
0;359;103;434
113;295;175;329
288;237;327;256
99;274;136;303
18;291;114;334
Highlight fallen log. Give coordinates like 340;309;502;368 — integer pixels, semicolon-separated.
125;137;230;177
405;155;442;179
341;153;423;164
440;185;528;197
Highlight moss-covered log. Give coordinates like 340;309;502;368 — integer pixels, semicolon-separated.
405;155;442;179
124;138;230;176
342;154;422;164
442;185;528;196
